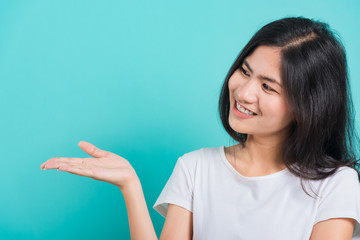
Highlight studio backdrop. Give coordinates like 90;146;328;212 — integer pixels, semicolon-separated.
0;0;359;239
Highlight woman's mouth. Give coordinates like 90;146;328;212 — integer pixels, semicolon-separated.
235;101;257;116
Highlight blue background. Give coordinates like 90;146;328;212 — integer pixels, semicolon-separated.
1;0;359;239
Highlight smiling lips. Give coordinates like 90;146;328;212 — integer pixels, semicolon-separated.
235;101;257;116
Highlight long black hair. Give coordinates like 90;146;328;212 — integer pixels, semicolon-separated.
218;16;360;197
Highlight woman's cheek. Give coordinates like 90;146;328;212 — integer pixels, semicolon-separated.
228;77;236;90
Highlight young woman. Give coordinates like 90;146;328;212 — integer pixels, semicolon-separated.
40;16;360;239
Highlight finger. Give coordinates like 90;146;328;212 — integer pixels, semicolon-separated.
42;157;91;170
41;161;52;169
42;160;69;170
78;141;109;158
58;165;93;178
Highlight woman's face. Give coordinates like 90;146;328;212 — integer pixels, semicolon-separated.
228;45;294;140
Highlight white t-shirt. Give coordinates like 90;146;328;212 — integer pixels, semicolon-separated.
153;146;360;240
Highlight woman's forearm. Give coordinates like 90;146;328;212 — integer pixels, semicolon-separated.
120;177;158;240
40;142;158;239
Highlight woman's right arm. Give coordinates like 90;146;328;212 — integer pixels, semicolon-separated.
160;204;193;240
120;177;158;240
40;141;193;240
122;184;193;240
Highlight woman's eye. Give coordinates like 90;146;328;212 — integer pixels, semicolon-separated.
262;83;274;92
240;66;250;76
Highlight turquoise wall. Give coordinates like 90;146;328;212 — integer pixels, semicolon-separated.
1;0;359;239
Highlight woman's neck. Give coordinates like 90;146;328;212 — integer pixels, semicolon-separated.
248;134;284;163
232;134;287;173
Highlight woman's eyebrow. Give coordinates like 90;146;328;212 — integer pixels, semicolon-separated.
243;60;283;88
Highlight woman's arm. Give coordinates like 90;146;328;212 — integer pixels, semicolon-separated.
121;178;157;240
40;141;158;240
41;141;194;239
309;218;355;240
159;204;193;240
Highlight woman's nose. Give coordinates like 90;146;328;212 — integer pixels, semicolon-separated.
236;79;258;103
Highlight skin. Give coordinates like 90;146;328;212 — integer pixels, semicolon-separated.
40;45;355;239
225;45;356;239
225;45;294;176
40;141;158;240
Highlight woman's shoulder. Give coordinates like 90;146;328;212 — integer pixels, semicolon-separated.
319;166;360;186
178;146;223;168
328;166;359;178
181;145;221;158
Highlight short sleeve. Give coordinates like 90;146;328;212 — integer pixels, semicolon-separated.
314;167;360;238
153;156;194;218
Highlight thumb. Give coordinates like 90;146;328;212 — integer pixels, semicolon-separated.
78;141;109;158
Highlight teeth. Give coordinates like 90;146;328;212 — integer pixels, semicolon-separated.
236;102;255;116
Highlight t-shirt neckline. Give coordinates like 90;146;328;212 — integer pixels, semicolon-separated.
220;145;289;181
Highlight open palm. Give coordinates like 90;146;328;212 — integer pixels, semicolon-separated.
40;141;137;188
